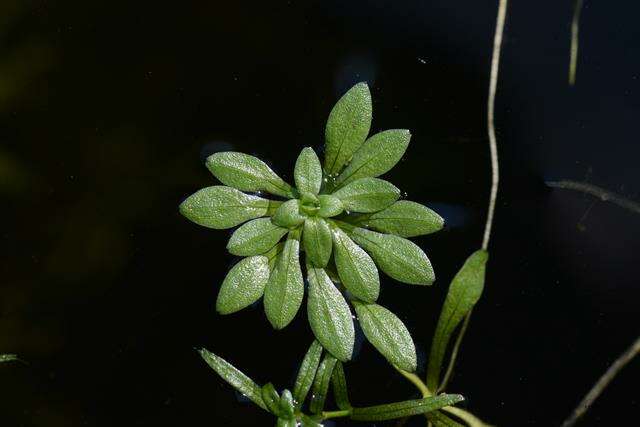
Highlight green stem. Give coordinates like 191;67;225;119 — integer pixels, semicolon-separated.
439;310;473;392
321;409;351;419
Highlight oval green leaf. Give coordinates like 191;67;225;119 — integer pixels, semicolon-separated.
353;301;417;372
427;250;488;391
332;227;379;302
180;185;271;229
324;83;372;176
292;340;323;410
227;218;288;256
294;147;323;195
216;256;270;314
272;199;306;228
350;394;464;421
350;227;434;285
333;129;410;187
332;177;400;213
361;200;444;237
303;217;332;267
307;266;355;362
263;234;304;329
318;194;344;218
206;151;295;198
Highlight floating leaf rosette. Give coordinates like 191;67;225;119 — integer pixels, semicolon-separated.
181;83;443;370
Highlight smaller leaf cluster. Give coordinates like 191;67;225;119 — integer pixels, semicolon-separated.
181;83;444;371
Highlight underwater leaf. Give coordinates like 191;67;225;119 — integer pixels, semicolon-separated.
334;129;410;187
272;199;306;229
279;389;295;418
216;256;270;314
293;340;323;410
276;418;297;427
206;151;295;198
332;227;380;302
324;82;372;176
318;194;344;218
331;361;351;410
332;177;400;213
261;383;283;416
300;415;323;427
360;200;444;237
0;354;18;363
350;394;464;421
309;353;338;414
227;218;288;256
264;232;305;329
307;266;355;362
350;227;434;285
295;147;323;195
428;411;467;427
179;186;271;229
303;217;332;267
427;250;488;391
353;301;417;372
198;348;267;411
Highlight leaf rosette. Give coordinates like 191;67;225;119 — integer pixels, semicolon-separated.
181;83;443;370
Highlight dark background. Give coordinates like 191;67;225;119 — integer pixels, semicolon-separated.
1;0;639;426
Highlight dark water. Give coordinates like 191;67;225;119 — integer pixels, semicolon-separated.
2;1;639;426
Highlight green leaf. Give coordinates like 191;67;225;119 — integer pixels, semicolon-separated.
300;415;323;427
206;151;295;198
295;147;323;195
261;383;283;416
331;361;351;410
360;200;444;237
272;199;306;228
303;217;332;267
307;266;355;362
276;418;297;427
216;256;270;314
428;411;467;427
334;129;410;187
427;250;488;391
350;394;464;421
293;340;323;410
309;353;337;414
318;194;344;218
332;177;400;213
264;233;304;329
198;348;267;411
264;242;284;269
227;218;288;256
324;83;372;176
180;186;271;229
332;226;379;302
0;354;18;363
279;389;295;418
352;301;417;372
350;227;434;285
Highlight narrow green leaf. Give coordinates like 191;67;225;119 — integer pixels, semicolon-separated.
332;177;400;213
360;200;444;237
427;250;488;391
309;353;337;414
293;340;323;410
331;361;351;410
353;301;417;372
428;411;467;427
307;266;355;362
227;218;288;256
0;354;18;363
332;227;379;302
272;199;306;228
261;383;283;416
300;415;323;427
350;394;464;421
303;217;332;267
318;194;344;218
216;256;270;314
180;186;271;229
324;83;372;176
295;147;323;195
198;348;267;411
334;129;410;187
264;233;304;329
350;227;434;285
206;151;295;198
264;242;284;269
276;418;297;427
279;389;295;418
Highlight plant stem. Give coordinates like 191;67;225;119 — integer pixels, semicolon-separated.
439;310;473;392
322;409;351;419
546;180;640;215
561;335;640;427
482;0;507;251
568;0;584;86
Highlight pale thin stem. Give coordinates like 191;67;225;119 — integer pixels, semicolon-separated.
482;0;507;251
322;408;351;419
439;310;473;392
561;335;640;427
546;180;640;215
569;0;584;86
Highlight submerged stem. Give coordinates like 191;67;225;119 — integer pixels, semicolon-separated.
568;0;584;86
439;310;473;392
322;409;351;419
